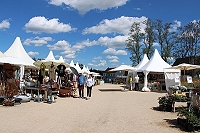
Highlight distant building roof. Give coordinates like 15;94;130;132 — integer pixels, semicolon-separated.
173;56;200;66
105;67;115;72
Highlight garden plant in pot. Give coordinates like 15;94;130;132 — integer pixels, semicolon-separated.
158;95;173;112
177;107;200;132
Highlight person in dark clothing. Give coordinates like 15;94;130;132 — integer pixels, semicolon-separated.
56;64;66;84
38;69;43;84
77;71;86;98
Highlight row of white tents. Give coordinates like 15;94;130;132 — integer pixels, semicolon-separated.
0;37;100;80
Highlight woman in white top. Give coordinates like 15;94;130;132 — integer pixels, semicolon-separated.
134;75;139;91
86;74;94;100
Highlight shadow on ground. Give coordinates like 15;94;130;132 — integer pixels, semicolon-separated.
151;106;187;132
163;118;187;132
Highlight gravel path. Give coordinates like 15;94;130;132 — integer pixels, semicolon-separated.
0;83;187;133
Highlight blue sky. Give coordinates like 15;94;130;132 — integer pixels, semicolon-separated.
0;0;199;70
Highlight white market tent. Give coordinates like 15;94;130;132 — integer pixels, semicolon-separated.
4;37;35;65
109;64;135;71
82;65;89;74
45;50;55;61
4;37;36;80
0;56;34;66
139;49;180;92
135;54;149;70
34;51;69;67
58;56;65;62
126;54;149;88
70;60;75;67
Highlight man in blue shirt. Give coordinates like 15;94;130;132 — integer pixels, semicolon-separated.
78;71;86;98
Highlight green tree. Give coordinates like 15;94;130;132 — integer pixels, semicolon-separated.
142;19;155;59
173;21;200;63
154;19;176;63
125;22;144;66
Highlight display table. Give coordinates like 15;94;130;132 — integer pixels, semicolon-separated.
23;86;47;100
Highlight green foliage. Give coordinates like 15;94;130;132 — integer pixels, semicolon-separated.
178;108;200;127
158;96;173;106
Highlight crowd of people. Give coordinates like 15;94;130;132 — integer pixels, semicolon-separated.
25;62;96;100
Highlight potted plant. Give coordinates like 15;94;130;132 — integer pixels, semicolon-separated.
178;108;200;132
158;95;173;111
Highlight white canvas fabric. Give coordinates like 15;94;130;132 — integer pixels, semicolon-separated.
0;51;6;58
45;51;56;61
140;49;171;72
138;49;178;92
135;54;149;71
4;37;35;65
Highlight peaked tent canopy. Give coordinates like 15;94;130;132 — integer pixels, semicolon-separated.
140;49;171;72
58;56;65;62
135;54;149;70
4;37;35;65
139;49;172;92
45;50;55;61
70;60;75;67
75;62;82;73
34;51;69;67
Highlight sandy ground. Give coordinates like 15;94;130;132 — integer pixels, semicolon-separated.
0;83;188;133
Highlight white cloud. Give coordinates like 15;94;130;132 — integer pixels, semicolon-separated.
48;39;97;59
106;55;119;63
169;20;181;32
92;56;102;62
93;56;102;60
47;40;71;50
98;35;128;48
47;40;76;58
83;16;147;35
0;19;10;30
98;60;107;66
64;53;76;59
109;59;119;63
88;59;107;67
28;51;39;56
48;0;129;15
106;55;119;60
24;36;53;46
24;16;75;34
75;39;97;47
103;48;127;55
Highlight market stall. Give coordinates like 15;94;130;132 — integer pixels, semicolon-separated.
138;49;180;92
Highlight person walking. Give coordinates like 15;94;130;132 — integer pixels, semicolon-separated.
134;75;139;91
128;76;133;91
86;74;95;100
77;71;86;99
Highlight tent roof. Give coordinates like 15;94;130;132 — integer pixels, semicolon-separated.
0;51;6;58
140;49;171;72
45;51;55;61
70;60;75;67
4;37;35;64
109;64;135;71
135;54;149;70
58;56;65;62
